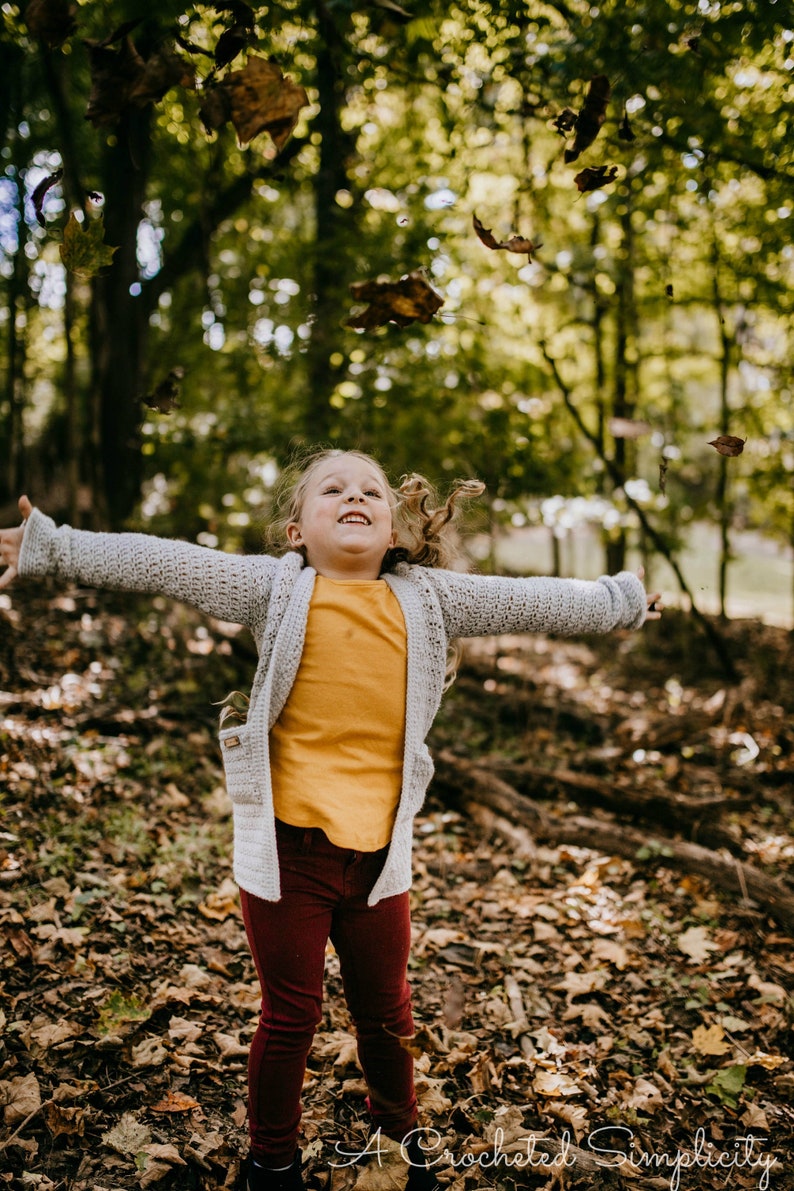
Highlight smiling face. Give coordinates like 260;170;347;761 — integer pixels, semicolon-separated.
286;453;396;579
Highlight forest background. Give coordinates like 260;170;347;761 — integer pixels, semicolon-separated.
2;4;794;1190
1;0;793;632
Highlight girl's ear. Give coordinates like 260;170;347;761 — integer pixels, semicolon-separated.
286;522;302;546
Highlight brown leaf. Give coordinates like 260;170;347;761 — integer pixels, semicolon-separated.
692;1024;731;1055
84;35;148;127
618;110;636;142
198;878;240;921
553;107;577;135
213;0;257;69
31;169;63;228
150;1090;200;1114
708;435;746;457
472;213;542;259
128;44;195;107
346;271;444;330
564;75;611;163
0;1072;41;1125
222;55;309;151
573;165;618;193
25;0;76;46
44;1102;86;1138
85;29;192;126
143;367;185;414
199;85;233;134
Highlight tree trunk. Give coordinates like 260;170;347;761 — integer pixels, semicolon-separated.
606;198;636;574
711;235;733;621
4;173;27;501
2;49;28;503
305;4;356;442
89;108;153;527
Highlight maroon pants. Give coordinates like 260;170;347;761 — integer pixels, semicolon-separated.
239;820;417;1166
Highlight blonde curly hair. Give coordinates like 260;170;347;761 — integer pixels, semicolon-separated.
268;448;484;571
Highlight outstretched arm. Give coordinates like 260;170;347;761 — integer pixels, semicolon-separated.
429;566;661;639
1;497;277;628
0;496;33;591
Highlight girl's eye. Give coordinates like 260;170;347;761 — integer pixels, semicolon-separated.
366;489;382;498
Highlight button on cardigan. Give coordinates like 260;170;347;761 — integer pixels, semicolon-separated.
18;508;647;905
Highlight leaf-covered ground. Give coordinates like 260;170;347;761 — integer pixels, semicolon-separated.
1;586;792;1191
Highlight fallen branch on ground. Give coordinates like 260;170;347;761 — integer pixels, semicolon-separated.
434;750;794;935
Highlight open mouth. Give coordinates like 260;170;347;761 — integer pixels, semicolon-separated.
338;514;370;526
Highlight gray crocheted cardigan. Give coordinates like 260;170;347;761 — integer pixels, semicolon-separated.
19;508;647;905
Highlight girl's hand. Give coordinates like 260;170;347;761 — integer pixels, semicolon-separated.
0;496;34;590
637;565;663;621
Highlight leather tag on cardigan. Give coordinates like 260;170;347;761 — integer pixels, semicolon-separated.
223;736;241;749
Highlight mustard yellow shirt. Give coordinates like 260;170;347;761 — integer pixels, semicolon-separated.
270;576;407;851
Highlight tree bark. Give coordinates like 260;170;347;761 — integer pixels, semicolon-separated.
305;3;357;441
89;108;154;527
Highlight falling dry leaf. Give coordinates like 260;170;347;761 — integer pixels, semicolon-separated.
564;75;611;163
59;213;118;279
553;107;578;134
143;367;185;414
346;271;444;330
84;26;192;126
25;0;76;46
574;165;619;193
217;55;309;151
708;435;746;456
84;31;146;126
214;0;256;69
31;169;63;229
127;43;195;107
472;213;542;259
618;109;636;142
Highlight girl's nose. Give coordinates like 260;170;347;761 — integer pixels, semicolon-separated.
346;491;365;502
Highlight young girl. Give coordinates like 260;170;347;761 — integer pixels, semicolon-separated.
0;450;661;1191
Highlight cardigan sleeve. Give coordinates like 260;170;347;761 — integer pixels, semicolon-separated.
18;508;276;629
425;568;647;638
